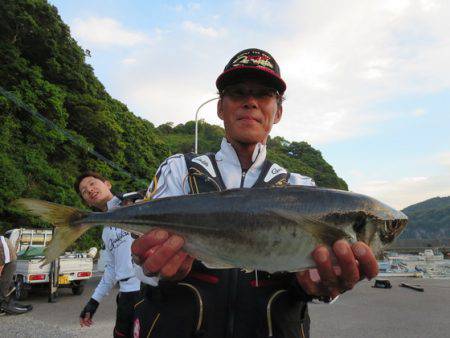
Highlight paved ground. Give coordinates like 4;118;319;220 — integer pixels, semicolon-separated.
1;276;449;337
1;276;116;338
310;277;450;338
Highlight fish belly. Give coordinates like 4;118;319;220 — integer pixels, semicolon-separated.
182;224;319;273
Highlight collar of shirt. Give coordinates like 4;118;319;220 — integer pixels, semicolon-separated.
215;138;267;171
106;196;122;211
215;138;267;189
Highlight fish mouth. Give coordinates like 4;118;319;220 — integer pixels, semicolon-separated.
378;217;408;244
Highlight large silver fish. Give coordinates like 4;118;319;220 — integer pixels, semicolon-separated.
13;186;407;272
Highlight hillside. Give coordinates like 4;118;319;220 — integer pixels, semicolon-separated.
400;196;450;239
0;0;347;249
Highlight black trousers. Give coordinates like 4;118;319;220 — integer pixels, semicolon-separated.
114;290;141;338
0;261;16;301
133;282;310;338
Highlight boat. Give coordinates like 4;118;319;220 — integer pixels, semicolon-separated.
418;249;444;261
377;249;448;279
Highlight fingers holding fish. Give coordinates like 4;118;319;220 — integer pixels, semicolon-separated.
142;234;186;277
161;254;195;281
312;245;340;290
351;242;378;280
178;255;195;278
312;241;375;296
301;241;378;300
131;229;169;259
296;269;325;297
160;251;187;277
333;240;360;290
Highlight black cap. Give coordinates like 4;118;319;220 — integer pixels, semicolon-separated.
216;48;286;93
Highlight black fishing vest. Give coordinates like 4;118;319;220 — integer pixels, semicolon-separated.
168;152;311;338
183;152;291;193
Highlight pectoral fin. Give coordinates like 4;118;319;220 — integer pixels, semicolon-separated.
269;209;351;247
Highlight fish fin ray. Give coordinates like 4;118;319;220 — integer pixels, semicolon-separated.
201;260;236;269
268;209;351;247
12;198;91;266
40;224;91;267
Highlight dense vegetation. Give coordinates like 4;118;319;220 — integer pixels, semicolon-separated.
400;197;450;239
0;0;346;250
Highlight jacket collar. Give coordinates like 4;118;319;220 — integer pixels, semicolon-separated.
215;138;267;171
106;196;121;210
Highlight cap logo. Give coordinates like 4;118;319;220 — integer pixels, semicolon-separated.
217;48;286;92
232;52;275;70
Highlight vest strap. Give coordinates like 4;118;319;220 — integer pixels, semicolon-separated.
184;152;291;194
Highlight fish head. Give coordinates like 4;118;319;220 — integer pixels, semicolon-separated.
351;208;408;256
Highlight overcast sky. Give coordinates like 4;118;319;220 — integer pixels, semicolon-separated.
49;0;450;209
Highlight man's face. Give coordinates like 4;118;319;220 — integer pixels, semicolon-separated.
217;81;282;145
78;176;113;209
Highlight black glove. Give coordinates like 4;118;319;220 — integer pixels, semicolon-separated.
80;298;99;319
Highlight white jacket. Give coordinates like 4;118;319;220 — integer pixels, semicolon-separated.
91;197;141;302
149;138;315;198
0;236;15;266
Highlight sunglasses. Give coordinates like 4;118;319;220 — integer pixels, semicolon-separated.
221;84;280;100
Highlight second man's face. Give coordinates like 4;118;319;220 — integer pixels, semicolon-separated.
218;81;282;145
78;176;113;209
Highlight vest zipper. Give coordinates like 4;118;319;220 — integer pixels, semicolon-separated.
240;170;247;188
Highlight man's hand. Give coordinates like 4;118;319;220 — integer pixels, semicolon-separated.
0;264;3;277
296;240;378;300
79;298;99;327
131;229;194;281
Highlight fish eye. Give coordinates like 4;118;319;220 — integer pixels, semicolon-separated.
388;219;405;232
390;220;399;229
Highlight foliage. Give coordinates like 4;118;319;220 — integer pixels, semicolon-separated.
0;0;170;249
0;0;347;250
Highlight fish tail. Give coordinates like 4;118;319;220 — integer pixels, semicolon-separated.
12;198;91;266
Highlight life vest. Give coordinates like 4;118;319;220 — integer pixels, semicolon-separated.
136;153;310;338
151;152;310;338
183;152;291;193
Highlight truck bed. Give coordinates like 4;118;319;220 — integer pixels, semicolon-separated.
15;253;93;284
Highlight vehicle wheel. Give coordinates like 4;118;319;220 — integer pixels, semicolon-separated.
71;282;85;296
15;276;29;301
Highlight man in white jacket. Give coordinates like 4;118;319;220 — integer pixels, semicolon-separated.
130;48;379;338
75;171;141;338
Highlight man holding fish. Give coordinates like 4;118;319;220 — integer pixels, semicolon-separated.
130;48;381;338
15;49;406;337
